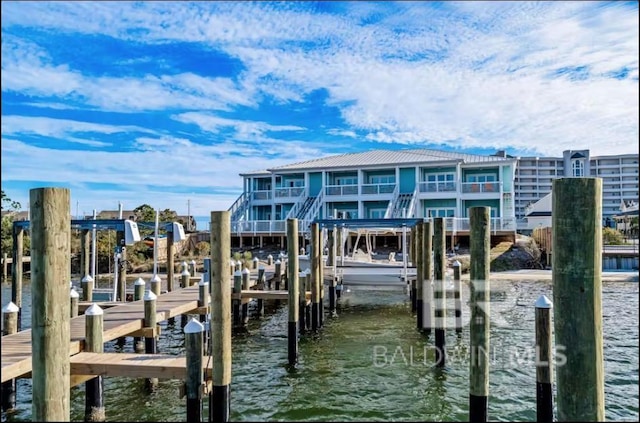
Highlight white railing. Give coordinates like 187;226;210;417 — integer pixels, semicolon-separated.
361;183;396;195
461;182;501;194
286;188;309;219
325;185;358;196
384;184;400;218
251;190;272;201
405;186;419;218
418;181;457;193
228;192;249;222
301;189;325;232
275;186;305;198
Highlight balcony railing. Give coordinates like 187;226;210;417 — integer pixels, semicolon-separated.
461;182;500;194
275;187;305;198
418;181;457;193
325;185;358;196
361;183;396;195
252;190;272;201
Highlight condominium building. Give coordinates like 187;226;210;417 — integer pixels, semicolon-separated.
229;149;518;247
515;149;639;221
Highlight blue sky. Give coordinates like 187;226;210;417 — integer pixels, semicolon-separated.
1;1;638;220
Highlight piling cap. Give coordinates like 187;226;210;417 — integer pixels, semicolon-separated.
453;260;461;267
85;303;103;316
150;274;161;283
81;275;94;283
182;260;188;267
70;288;80;298
535;295;553;309
134;277;145;286
305;268;311;275
275;259;281;265
2;302;19;313
183;318;205;333
198;275;208;286
181;268;190;276
242;267;251;275
234;270;242;277
258;265;265;270
190;259;196;265
267;254;273;258
298;272;306;277
70;281;73;289
230;259;236;265
144;290;157;301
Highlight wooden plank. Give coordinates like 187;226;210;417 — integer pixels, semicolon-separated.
231;290;312;300
70;352;213;380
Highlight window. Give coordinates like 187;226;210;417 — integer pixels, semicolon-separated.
370;175;395;184
426;208;455;218
572;159;584;177
335;176;357;185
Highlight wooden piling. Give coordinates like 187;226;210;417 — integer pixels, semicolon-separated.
84;304;105;422
298;272;307;335
81;275;94;302
199;276;209;324
11;224;24;329
143;291;158;391
190;259;197;277
274;259;282;290
116;230;127;302
453;260;462;334
70;288;79;318
2;252;7;281
287;218;299;365
318;234;325;328
267;254;273;266
535;295;553;423
184;318;204;423
181;265;191;327
256;266;265;318
81;229;91;278
434;217;446;366
30;187;70;421
469;206;490;423
241;268;250;326
415;221;423;330
311;223;320;332
133;278;145;353
1;302;19;413
149;274;161;297
232;270;242;333
552;177;604;422
209;211;231;422
167;230;175;292
422;220;433;335
329;227;337;317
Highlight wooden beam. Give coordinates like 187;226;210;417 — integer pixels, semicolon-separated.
70;352;212;380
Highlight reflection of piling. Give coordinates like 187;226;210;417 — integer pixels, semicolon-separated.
30;187;71;421
535;295;554;423
433;217;446;367
469;206;490;423
84;304;105;422
552;178;604;422
209;211;232;422
1;302;18;413
286;218;300;366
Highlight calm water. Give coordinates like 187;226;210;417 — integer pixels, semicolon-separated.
1;279;638;422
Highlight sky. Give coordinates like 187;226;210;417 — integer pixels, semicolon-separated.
1;1;638;222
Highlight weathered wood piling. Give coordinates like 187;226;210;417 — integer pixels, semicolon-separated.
286;218;299;366
433;217;446;367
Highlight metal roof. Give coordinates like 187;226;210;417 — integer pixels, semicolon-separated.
264;148;513;173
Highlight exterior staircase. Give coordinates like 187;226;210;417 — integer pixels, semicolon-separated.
229;192;250;222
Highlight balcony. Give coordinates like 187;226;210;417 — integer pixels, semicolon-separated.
275;187;305;199
251;190;272;201
461;182;500;194
418;181;457;193
325;185;358;196
361;183;396;195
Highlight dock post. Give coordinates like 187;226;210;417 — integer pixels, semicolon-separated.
229;259;235;277
410;223;417;312
453;260;462;334
287;218;300;365
149;273;161;297
209;211;232;422
318;234;325;329
329;226;337;317
252;257;259;270
305;269;312;331
181;265;191;327
256;266;265;318
184;318;204;423
116;229;127;302
190;259;197;277
167;230;175;292
415;221;423;330
535;295;554;423
143;291;158;391
81;274;94;302
84;304;105;422
1;302;19;413
232;270;243;333
199;275;209;324
241;267;250;326
81;229;91;279
433;217;446;366
202;258;211;327
267;254;273;266
11;224;24;329
552;177;604;421
133;278;146;353
70;288;79;318
422;220;433;335
274;259;282;307
298;272;307;335
469;206;490;423
2;252;7;281
311;223;320;332
30;187;70;421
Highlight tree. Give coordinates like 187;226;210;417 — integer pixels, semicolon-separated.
1;190;22;254
1;190;21;211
